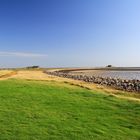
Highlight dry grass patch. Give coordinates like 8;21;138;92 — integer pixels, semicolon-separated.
0;70;12;76
0;70;17;80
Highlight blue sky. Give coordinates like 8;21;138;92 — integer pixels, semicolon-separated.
0;0;140;68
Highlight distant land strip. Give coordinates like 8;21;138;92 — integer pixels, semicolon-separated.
56;67;140;72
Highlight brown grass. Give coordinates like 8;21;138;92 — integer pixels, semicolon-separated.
0;70;17;79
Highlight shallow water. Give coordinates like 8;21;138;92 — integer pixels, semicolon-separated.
70;70;140;80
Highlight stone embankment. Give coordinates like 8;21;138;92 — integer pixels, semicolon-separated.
45;70;140;93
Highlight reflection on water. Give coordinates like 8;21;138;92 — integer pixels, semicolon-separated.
71;70;140;80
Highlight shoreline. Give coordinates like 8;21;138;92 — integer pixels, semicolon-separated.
57;67;140;72
46;69;140;93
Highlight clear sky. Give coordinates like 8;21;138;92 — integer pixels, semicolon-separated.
0;0;140;68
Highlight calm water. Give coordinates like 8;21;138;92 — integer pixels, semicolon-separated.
70;70;140;80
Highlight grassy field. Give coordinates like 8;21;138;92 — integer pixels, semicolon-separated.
0;79;140;140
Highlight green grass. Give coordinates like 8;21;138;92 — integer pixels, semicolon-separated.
0;79;140;140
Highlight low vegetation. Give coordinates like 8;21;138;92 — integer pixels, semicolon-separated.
0;70;12;77
0;79;140;139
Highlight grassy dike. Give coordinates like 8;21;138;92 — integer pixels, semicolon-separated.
0;79;140;140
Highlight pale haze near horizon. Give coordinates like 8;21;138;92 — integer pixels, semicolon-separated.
0;0;140;68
